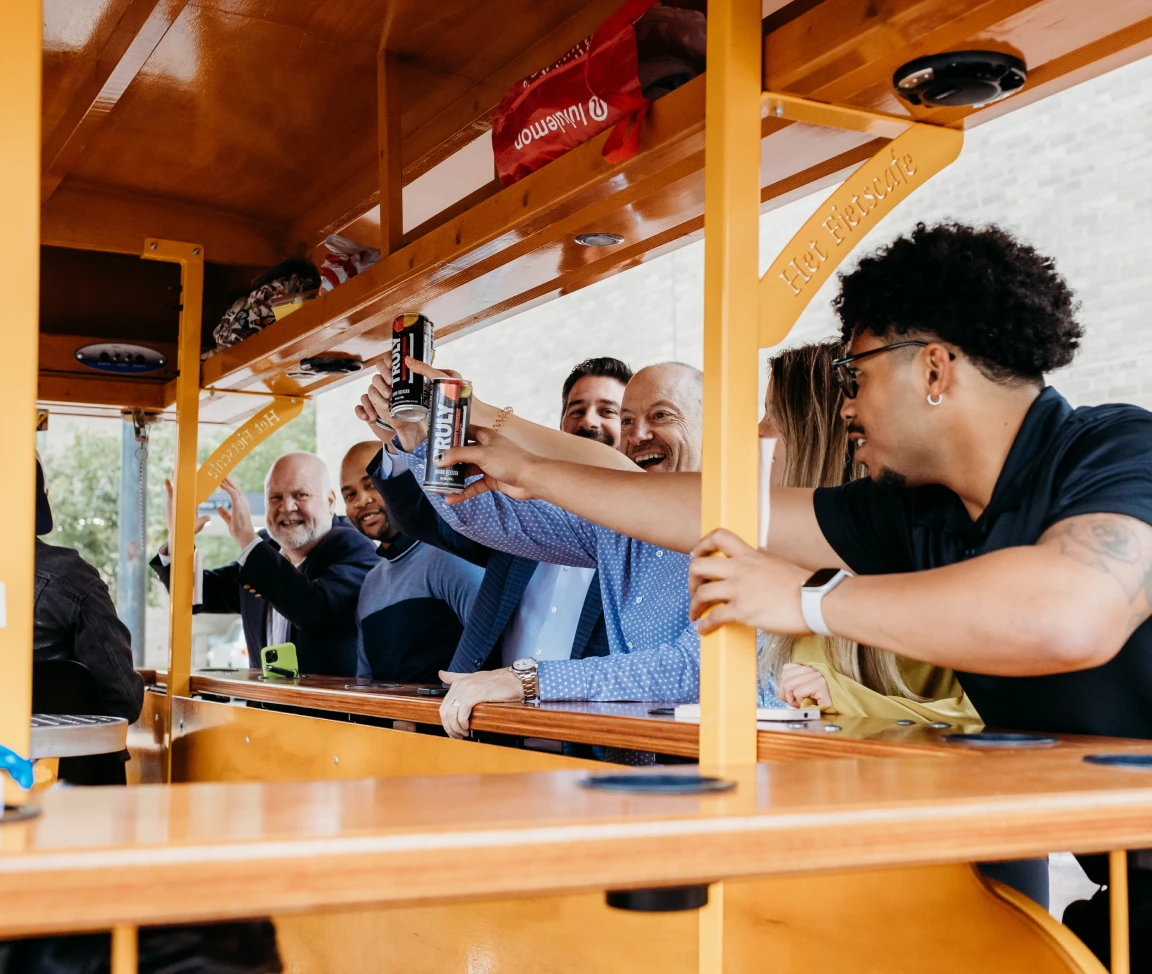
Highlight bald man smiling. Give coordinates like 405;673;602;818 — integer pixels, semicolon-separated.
151;451;379;677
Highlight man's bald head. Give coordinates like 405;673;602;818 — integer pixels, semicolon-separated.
340;442;380;492
265;452;337;554
619;362;704;473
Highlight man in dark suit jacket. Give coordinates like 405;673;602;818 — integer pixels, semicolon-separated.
151;452;378;677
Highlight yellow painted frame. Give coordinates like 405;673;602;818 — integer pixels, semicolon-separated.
759;95;964;347
141;238;203;775
196;395;305;504
0;0;41;808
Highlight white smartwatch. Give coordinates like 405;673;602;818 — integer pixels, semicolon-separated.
800;568;853;636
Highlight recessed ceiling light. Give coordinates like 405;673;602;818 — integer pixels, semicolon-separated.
575;232;625;247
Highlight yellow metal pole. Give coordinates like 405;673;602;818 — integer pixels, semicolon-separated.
1110;850;1130;974
699;0;761;968
0;0;42;809
142;239;203;781
111;923;138;974
699;0;761;777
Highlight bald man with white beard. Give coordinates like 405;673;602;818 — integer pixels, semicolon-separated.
151;452;379;677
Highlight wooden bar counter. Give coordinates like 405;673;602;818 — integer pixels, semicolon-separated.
186;669;1152;763
2;753;1152;939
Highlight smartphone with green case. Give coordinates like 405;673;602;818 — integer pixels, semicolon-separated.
260;642;299;679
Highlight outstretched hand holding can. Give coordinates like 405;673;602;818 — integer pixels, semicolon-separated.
355;358;435;452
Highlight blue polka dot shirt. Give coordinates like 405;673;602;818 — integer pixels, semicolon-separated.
396;445;782;706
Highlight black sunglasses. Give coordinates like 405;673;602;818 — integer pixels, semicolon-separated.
832;341;952;399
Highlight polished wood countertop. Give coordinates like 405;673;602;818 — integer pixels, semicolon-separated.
5;752;1152;935
187;670;1152;762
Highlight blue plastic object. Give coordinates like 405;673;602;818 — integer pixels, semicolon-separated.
0;744;34;790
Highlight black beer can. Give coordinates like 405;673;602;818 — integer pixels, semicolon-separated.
423;378;473;494
390;313;435;422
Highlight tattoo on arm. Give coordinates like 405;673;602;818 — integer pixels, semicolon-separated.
1039;513;1152;633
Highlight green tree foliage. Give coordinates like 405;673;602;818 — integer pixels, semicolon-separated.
40;426;122;586
39;402;317;605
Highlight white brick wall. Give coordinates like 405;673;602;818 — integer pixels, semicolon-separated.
319;54;1152;487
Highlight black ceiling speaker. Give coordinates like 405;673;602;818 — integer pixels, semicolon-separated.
292;357;363;376
893;51;1026;108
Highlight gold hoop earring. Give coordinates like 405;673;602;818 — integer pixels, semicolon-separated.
927;393;943;406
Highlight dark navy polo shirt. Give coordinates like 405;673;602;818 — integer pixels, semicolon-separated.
814;386;1152;738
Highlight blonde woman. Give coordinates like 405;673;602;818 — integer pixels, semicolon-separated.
761;341;980;725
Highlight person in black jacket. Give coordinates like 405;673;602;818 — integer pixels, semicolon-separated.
151;452;378;677
33;460;145;722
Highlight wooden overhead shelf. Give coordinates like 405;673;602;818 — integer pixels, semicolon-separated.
35;0;1152;413
198;0;1152;403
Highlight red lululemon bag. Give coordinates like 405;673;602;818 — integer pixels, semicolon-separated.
491;0;661;186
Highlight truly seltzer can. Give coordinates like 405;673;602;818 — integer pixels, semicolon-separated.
423;378;473;494
390;313;435;422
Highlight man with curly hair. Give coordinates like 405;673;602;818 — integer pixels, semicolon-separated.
439;222;1152;956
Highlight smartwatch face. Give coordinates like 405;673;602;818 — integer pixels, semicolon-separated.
804;568;841;590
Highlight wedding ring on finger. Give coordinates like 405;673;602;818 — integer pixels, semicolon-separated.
452;699;462;708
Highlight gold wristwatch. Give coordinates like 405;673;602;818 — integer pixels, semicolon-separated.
510;657;540;702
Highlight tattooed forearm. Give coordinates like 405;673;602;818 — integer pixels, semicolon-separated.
1040;514;1152;630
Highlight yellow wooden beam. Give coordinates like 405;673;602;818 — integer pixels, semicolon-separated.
110;923;138;974
0;0;41;808
699;0;762;967
699;0;762;771
142;238;203;780
761;91;914;139
1111;850;1130;974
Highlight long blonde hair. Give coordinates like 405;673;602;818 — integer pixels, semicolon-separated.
761;341;922;700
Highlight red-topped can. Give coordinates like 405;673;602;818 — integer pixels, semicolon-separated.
390;313;435;422
423;378;473;494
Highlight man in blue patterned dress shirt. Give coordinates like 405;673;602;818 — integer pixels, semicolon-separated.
359;361;724;738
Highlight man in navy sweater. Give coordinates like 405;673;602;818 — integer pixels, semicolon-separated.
340;441;482;683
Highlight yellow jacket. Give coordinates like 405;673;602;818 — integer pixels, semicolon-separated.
791;635;982;725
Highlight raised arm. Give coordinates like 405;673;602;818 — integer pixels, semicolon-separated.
690;512;1152;676
367;450;491;567
355;357;636;471
438;426;843;567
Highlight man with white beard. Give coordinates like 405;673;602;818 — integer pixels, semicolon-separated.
151;452;379;677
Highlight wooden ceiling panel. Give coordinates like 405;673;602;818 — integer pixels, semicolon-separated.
977;0;1152;73
64;4;378;221
42;0;137;135
381;0;597;80
197;0;395;45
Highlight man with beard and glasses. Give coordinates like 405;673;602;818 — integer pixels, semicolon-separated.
354;358;706;741
152;452;378;677
353;359;639;693
339;441;482;683
560;357;632;446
